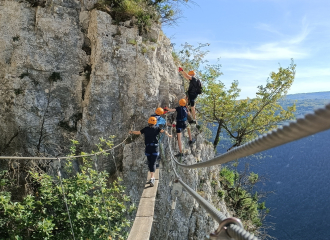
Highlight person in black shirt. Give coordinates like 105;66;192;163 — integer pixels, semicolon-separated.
179;68;198;124
165;99;196;158
129;117;172;186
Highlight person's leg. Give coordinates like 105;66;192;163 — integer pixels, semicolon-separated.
191;106;196;120
188;93;197;120
177;132;182;153
187;127;192;141
147;154;158;186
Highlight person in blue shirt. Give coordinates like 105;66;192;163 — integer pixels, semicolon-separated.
151;107;166;128
129;117;172;186
165;99;196;158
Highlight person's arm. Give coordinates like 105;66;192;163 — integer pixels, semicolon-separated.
164;107;176;112
180;70;192;80
129;130;141;135
160;129;172;137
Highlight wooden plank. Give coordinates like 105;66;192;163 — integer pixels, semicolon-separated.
127;168;160;240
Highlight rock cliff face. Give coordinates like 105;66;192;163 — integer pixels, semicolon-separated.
0;1;229;239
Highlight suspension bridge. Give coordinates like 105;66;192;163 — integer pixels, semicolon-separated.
1;103;330;240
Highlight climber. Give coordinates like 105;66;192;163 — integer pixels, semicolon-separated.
151;107;166;128
129;117;172;187
164;99;196;158
178;67;200;124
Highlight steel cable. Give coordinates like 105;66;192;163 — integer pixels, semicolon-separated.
56;159;76;240
173;103;330;169
93;154;113;238
164;113;259;240
0;135;130;160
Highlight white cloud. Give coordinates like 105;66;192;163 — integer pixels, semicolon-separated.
208;19;310;61
255;23;283;36
217;44;308;60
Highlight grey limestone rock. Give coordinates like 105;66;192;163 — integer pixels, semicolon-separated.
0;1;229;239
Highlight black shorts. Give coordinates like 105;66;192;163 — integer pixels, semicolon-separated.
188;92;198;107
176;121;187;133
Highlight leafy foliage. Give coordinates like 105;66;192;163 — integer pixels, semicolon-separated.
174;42;296;150
218;166;271;237
95;0;190;33
0;139;132;240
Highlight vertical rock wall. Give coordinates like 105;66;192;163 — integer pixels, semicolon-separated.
0;1;229;239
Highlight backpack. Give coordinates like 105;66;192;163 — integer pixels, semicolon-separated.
195;78;203;94
151;114;166;127
177;107;187;122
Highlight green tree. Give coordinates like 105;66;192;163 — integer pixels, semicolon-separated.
0;139;132;240
199;60;296;150
218;165;272;239
173;43;296;150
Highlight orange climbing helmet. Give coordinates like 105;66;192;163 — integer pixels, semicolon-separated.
179;98;186;106
148;116;157;125
155;107;164;115
188;70;195;76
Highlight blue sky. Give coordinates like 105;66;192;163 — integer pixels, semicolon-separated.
163;0;330;99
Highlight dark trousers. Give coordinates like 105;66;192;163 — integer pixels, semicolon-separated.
145;145;159;172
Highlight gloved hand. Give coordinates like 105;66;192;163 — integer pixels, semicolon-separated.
178;67;183;72
172;124;176;127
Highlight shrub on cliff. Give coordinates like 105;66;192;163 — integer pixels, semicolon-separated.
95;0;190;33
0;139;133;240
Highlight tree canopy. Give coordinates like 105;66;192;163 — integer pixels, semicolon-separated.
174;43;296;150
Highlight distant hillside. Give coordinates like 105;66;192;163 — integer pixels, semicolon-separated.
285;91;330;100
280;92;330;118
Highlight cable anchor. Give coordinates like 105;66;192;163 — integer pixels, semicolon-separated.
171;181;182;198
208;217;244;240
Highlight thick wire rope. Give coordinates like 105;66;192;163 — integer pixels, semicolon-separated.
173;103;330;169
56;159;76;240
164;114;259;240
93;154;113;238
109;150;118;173
0;135;130;160
164;196;177;240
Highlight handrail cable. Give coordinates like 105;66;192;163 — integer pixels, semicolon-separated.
56;158;76;240
173;103;330;169
0;135;130;160
93;154;113;238
164;111;258;240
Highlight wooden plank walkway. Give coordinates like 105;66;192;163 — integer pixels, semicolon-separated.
127;169;159;240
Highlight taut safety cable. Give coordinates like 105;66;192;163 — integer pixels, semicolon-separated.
164;112;258;240
56;158;76;240
173;103;330;169
93;154;113;238
0;135;130;160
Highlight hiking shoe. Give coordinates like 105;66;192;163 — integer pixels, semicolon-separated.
189;139;196;145
189;120;197;124
174;152;184;158
146;179;152;184
150;178;155;187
